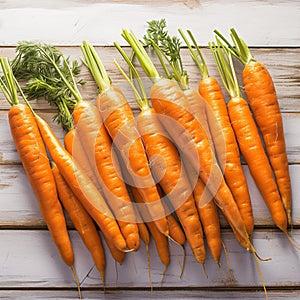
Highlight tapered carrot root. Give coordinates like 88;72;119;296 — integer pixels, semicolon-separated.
9;104;75;267
52;163;106;283
228;97;288;232
179;29;254;236
215;28;292;226
131;187;170;272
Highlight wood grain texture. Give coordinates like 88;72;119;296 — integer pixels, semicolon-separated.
0;0;299;46
0;47;299;112
2;290;300;300
0;230;299;289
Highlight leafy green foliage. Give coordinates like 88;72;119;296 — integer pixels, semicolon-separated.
11;41;84;132
143;19;189;89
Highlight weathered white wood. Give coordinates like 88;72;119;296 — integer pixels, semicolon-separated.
0;164;299;227
1;289;300;300
0;47;299;112
0;230;299;288
0;1;299;46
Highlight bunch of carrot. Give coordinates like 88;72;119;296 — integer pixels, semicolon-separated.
0;20;294;298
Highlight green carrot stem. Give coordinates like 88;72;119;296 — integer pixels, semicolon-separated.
121;29;161;82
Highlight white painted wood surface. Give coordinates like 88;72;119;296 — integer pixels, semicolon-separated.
0;1;299;299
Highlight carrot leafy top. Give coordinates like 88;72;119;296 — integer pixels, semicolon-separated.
0;57;19;106
81;41;111;93
114;42;149;111
178;28;209;80
11;41;83;131
143;19;189;90
121;29;161;83
209;38;241;99
214;28;255;66
0;56;37;118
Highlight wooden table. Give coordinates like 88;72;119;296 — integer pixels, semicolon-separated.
0;1;299;299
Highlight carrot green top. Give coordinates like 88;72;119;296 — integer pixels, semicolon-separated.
209;38;241;99
80;41;111;93
114;42;149;111
11;41;83;132
178;28;209;80
214;28;255;66
0;57;34;115
143;19;189;90
121;29;161;83
0;57;19;106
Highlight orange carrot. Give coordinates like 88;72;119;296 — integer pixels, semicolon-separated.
52;162;106;283
113;48;205;264
179;29;254;235
131;187;170;272
0;57;80;297
121;29;252;252
72;100;140;250
81;41;169;237
33;112;127;251
12;41;139;251
210;40;287;234
216;28;292;226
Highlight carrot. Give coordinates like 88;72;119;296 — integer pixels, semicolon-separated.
81;41;169;236
144;20;213;147
185;160;222;265
113;46;205;264
130;187;170;275
179;29;254;235
12;42;139;250
0;57;81;297
210;39;287;235
121;29;252;253
215;28;292;226
52;162;106;284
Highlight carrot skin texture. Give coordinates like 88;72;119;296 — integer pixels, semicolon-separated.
228;97;287;232
193;177;222;264
52;163;106;281
64;128;100;188
96;86;169;236
9;104;74;266
33;114;127;251
150;78;250;250
131;187;170;268
136;106;205;263
243;61;291;225
199;76;254;235
72;100;140;251
167;214;186;246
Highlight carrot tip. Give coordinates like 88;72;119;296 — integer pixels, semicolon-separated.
285;231;300;251
71;265;82;300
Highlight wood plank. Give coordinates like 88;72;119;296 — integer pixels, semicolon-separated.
0;229;299;288
1;110;299;164
0;47;299;112
0;164;300;228
0;1;299;46
1;289;300;300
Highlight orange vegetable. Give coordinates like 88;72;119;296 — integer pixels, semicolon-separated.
122;29;252;252
52;162;106;283
216;28;292;225
179;29;254;235
81;41;169;236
